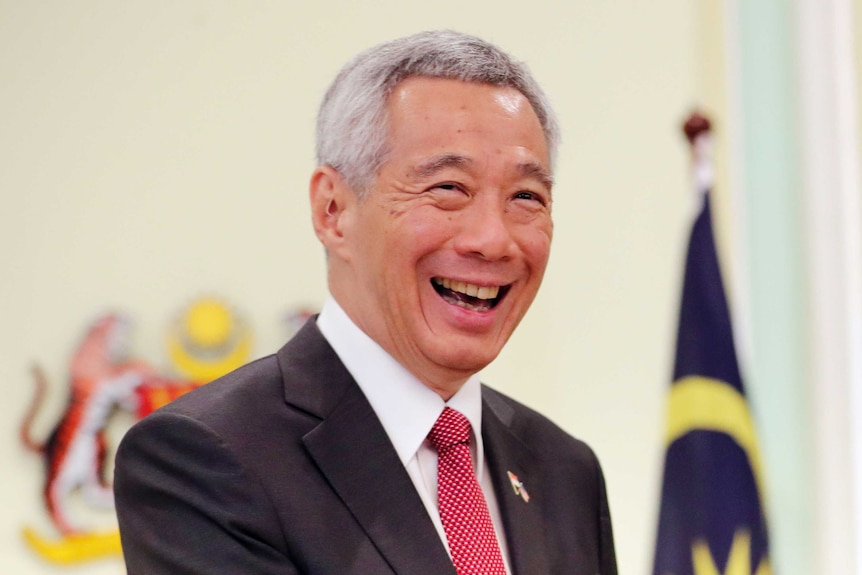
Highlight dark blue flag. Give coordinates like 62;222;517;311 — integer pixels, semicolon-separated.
652;115;771;575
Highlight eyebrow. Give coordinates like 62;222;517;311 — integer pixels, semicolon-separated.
410;153;473;180
518;162;554;190
410;154;554;189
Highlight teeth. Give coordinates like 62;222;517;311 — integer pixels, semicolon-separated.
434;278;500;300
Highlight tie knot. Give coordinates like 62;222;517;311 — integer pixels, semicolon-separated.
428;407;472;451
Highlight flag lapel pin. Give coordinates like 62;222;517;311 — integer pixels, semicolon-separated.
507;471;530;502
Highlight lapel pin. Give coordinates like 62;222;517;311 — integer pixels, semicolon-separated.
507;471;530;503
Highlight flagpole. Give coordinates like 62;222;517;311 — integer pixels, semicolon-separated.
682;112;714;196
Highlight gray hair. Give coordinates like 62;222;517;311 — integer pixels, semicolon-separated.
315;30;560;194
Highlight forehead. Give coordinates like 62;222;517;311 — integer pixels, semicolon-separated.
387;76;533;122
383;77;549;170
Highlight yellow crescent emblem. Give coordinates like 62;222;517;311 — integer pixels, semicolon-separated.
665;376;766;498
167;297;253;382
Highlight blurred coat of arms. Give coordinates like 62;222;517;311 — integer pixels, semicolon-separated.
18;296;253;565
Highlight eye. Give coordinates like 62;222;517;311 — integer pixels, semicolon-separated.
426;182;470;210
513;190;548;206
428;182;469;198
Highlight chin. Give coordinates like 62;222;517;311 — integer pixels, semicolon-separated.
433;346;500;374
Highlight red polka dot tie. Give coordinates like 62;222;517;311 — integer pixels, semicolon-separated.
428;407;507;575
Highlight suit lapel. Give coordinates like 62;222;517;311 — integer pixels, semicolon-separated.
279;321;455;575
482;390;551;575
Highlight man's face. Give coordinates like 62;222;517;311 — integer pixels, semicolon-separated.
329;76;553;396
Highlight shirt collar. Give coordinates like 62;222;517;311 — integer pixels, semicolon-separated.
317;297;485;467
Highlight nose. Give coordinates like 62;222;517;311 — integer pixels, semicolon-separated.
453;200;517;261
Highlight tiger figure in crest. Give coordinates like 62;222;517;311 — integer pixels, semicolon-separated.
20;313;156;536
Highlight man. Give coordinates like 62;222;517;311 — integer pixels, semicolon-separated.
114;30;617;575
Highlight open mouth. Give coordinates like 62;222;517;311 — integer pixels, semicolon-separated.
431;277;509;312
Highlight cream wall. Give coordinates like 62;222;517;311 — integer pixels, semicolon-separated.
1;2;707;573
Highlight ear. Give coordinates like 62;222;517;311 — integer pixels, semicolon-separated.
309;166;355;258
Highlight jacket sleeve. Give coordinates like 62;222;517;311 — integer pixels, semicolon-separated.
114;411;297;575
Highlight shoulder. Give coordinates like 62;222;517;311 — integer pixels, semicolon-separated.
154;353;283;426
117;353;286;466
120;318;347;457
481;385;602;470
145;316;337;431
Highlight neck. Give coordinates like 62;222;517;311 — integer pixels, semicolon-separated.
419;372;471;402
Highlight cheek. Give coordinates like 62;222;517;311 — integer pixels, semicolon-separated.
374;218;448;284
518;223;553;270
398;209;456;248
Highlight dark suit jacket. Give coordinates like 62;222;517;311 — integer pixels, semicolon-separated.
115;319;617;574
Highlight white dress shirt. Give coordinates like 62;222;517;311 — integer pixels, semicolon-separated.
317;297;512;574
